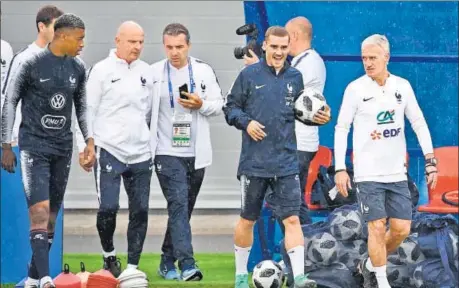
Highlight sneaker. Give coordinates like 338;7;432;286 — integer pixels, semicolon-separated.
103;256;122;278
24;277;39;288
181;264;203;281
358;257;378;288
39;276;55;288
234;274;249;288
157;258;180;280
293;274;317;288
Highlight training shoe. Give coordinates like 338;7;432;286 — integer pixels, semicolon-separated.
293;274;317;288
24;277;39;288
40;276;55;288
358;257;378;288
103;256;122;278
234;274;249;288
157;258;180;280
181;264;203;281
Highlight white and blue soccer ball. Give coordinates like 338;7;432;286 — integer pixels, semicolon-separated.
252;260;284;288
412;264;424;288
337;239;367;271
387;257;415;287
294;87;327;123
397;233;425;265
306;232;339;266
329;209;363;241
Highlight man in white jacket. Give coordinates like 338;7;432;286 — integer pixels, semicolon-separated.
150;23;223;281
334;34;438;288
76;21;153;278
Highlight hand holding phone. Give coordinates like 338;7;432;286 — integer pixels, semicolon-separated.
179;83;189;99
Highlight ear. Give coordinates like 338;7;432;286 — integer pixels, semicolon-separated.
262;41;267;51
385;53;390;64
38;22;46;32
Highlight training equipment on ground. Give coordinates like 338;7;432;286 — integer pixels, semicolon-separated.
397;233;426;265
306;232;339;265
337;239;367;271
329;209;363;241
387;256;415;287
76;262;90;288
86;269;118;288
412;264;424;288
252;260;284;288
53;264;81;288
118;268;148;288
294;87;327;123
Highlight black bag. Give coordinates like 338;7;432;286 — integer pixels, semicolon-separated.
310;165;357;210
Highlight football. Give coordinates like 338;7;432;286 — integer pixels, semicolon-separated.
397;233;425;265
306;232;339;266
294;87;327;123
252;260;284;288
329;209;363;241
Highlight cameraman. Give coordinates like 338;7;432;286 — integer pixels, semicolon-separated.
224;26;317;288
243;18;331;227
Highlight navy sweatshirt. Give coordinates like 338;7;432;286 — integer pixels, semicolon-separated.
224;60;304;178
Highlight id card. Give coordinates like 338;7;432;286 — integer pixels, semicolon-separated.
172;113;192;147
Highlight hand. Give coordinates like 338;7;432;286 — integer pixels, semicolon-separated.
246;120;266;141
425;165;438;190
1;145;17;173
335;170;352;197
243;49;260;66
312;104;331;125
80;139;95;172
178;92;203;110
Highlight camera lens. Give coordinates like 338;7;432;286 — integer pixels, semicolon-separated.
234;47;245;59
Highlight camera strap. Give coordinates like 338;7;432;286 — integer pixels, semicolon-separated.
166;57;195;109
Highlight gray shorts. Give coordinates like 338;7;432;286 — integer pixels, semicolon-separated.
240;174;301;221
356;181;412;222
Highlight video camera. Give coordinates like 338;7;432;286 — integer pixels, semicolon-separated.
234;24;263;60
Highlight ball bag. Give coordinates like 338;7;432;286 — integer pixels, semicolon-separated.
54;264;81;288
76;262;91;288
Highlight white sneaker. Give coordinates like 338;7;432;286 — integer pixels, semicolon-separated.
39;276;55;288
24;278;39;288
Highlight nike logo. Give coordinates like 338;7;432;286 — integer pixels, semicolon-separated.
111;78;121;83
40;78;50;82
255;85;266;89
363;97;374;102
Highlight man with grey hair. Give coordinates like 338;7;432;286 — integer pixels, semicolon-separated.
334;34;437;288
2;13;94;288
75;21;153;279
149;23;223;281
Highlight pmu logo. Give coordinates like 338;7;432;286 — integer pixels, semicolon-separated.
377;110;395;125
371;128;401;140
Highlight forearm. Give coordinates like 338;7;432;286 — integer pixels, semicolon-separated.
334;125;349;170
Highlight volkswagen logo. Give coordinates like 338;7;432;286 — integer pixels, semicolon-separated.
50;93;66;110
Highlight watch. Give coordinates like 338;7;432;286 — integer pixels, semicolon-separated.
425;157;438;167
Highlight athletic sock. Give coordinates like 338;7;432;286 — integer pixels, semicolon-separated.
234;245;251;275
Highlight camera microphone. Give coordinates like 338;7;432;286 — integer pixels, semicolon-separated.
236;24;257;35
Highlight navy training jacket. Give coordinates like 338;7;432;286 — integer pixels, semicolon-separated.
223;59;304;178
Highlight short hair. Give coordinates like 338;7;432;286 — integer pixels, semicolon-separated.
265;26;290;41
361;34;390;55
54;13;85;32
162;23;190;43
35;5;63;32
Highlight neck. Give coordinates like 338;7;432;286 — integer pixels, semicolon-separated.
265;58;283;74
35;35;48;49
371;71;390;86
292;41;311;57
115;51;134;64
48;41;66;57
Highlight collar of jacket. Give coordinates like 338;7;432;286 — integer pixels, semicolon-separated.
108;48;142;68
260;58;290;76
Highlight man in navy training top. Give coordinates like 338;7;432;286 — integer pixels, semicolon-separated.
1;13;95;288
224;26;317;288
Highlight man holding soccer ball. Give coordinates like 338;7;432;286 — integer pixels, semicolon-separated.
334;34;437;288
224;26;317;288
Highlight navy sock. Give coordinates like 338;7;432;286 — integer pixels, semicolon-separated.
29;231;54;279
30;229;49;278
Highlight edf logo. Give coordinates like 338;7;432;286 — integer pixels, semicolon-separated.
371;128;401;140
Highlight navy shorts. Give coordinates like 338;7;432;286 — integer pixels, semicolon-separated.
240;174;301;221
19;150;72;210
356;181;412;222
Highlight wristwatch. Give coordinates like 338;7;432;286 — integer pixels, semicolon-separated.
425;157;438;167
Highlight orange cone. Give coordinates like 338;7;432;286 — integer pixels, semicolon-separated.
86;269;119;288
75;262;91;288
54;264;81;288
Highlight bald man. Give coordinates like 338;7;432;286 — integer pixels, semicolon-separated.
75;21;154;278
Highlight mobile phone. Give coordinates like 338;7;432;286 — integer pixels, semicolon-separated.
179;83;189;99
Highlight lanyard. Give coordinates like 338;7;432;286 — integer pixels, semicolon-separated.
167;58;195;109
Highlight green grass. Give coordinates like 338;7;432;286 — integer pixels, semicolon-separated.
1;253;265;288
